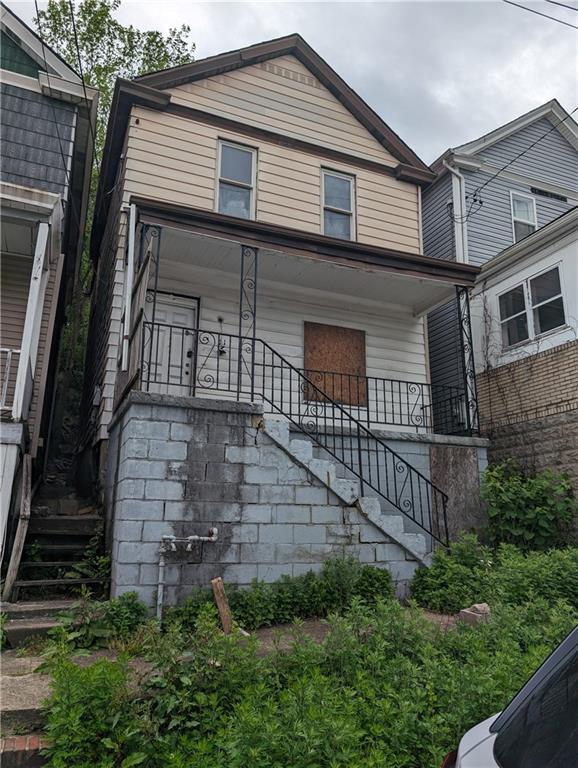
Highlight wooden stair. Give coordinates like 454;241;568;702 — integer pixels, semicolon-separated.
6;487;109;602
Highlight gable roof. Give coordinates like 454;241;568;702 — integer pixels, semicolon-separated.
0;1;81;82
91;34;435;260
135;33;430;172
431;99;578;175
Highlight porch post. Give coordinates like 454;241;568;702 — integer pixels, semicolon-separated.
456;285;480;435
144;225;162;390
237;245;258;400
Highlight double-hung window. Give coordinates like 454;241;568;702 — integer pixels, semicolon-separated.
322;170;355;240
510;192;537;242
498;266;566;349
218;141;256;219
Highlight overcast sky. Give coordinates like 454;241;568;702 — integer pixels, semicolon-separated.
7;0;578;163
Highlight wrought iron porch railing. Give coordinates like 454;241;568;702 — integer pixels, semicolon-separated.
1;347;21;411
299;369;468;435
139;323;449;545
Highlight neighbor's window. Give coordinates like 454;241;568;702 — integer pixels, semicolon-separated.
511;192;537;242
218;141;256;219
530;267;565;336
498;266;566;349
322;170;355;240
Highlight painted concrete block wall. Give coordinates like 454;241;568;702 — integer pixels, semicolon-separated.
108;392;421;608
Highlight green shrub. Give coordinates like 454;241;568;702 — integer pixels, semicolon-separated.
52;591;149;648
481;462;576;550
42;597;577;768
410;534;578;613
169;557;394;631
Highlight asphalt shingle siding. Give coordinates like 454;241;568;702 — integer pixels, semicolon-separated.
0;83;76;198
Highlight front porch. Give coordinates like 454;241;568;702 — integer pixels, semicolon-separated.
119;203;480;440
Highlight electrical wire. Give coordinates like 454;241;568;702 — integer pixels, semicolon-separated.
544;0;578;11
502;0;578;29
447;105;578;223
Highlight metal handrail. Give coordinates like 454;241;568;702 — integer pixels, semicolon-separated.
298;367;469;434
138;323;449;545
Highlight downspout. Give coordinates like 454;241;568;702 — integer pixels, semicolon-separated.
443;159;468;264
157;530;218;620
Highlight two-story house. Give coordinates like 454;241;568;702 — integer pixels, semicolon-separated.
0;3;97;568
423;101;578;492
423;100;578;431
81;35;487;609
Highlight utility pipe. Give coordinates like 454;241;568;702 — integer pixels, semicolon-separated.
156;529;218;620
443;159;468;263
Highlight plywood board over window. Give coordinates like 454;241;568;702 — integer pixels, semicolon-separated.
304;321;367;406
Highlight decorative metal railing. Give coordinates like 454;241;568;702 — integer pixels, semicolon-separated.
299;369;469;435
139;323;449;545
0;347;21;412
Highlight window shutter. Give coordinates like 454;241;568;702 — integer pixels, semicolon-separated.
303;322;367;406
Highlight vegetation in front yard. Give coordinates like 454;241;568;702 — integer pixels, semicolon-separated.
410;533;578;613
41;596;576;768
169;556;395;631
481;461;576;550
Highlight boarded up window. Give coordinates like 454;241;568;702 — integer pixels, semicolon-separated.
304;322;367;406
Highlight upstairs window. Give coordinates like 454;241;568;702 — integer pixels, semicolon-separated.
511;192;537;242
498;266;566;349
218;141;256;219
322;170;355;240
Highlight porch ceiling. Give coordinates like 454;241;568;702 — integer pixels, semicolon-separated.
154;225;458;316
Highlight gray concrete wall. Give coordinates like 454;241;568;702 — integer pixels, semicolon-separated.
108;393;424;608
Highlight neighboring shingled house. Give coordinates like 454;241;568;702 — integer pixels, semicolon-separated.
422;100;578;433
0;3;97;562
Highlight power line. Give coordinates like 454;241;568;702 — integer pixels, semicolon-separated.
472;106;578;199
502;0;578;29
544;0;578;11
446;105;578;224
67;0;98;161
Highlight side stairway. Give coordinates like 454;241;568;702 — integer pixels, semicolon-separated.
4;483;108;603
261;417;431;567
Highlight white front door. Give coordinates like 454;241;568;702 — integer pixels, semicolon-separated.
143;293;197;395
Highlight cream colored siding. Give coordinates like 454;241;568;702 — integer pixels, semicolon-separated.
169;55;397;166
125;107;421;253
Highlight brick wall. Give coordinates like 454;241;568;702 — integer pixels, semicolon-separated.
108;393;423;608
477;339;578;486
477;339;578;429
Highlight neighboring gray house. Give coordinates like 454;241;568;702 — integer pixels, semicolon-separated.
423;100;578;431
0;3;97;565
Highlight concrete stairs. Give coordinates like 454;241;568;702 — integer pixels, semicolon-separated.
2;599;75;649
261;417;430;565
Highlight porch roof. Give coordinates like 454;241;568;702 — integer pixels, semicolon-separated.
135;199;479;316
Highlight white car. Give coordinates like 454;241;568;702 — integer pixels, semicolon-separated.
441;625;578;768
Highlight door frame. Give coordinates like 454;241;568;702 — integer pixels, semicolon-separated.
145;290;200;395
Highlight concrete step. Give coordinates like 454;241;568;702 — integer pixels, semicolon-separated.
2;599;76;621
3;617;60;649
0;652;51;733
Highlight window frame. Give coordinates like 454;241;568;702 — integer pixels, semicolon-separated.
509;191;537;243
497;263;567;350
321;168;356;240
216;139;257;220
